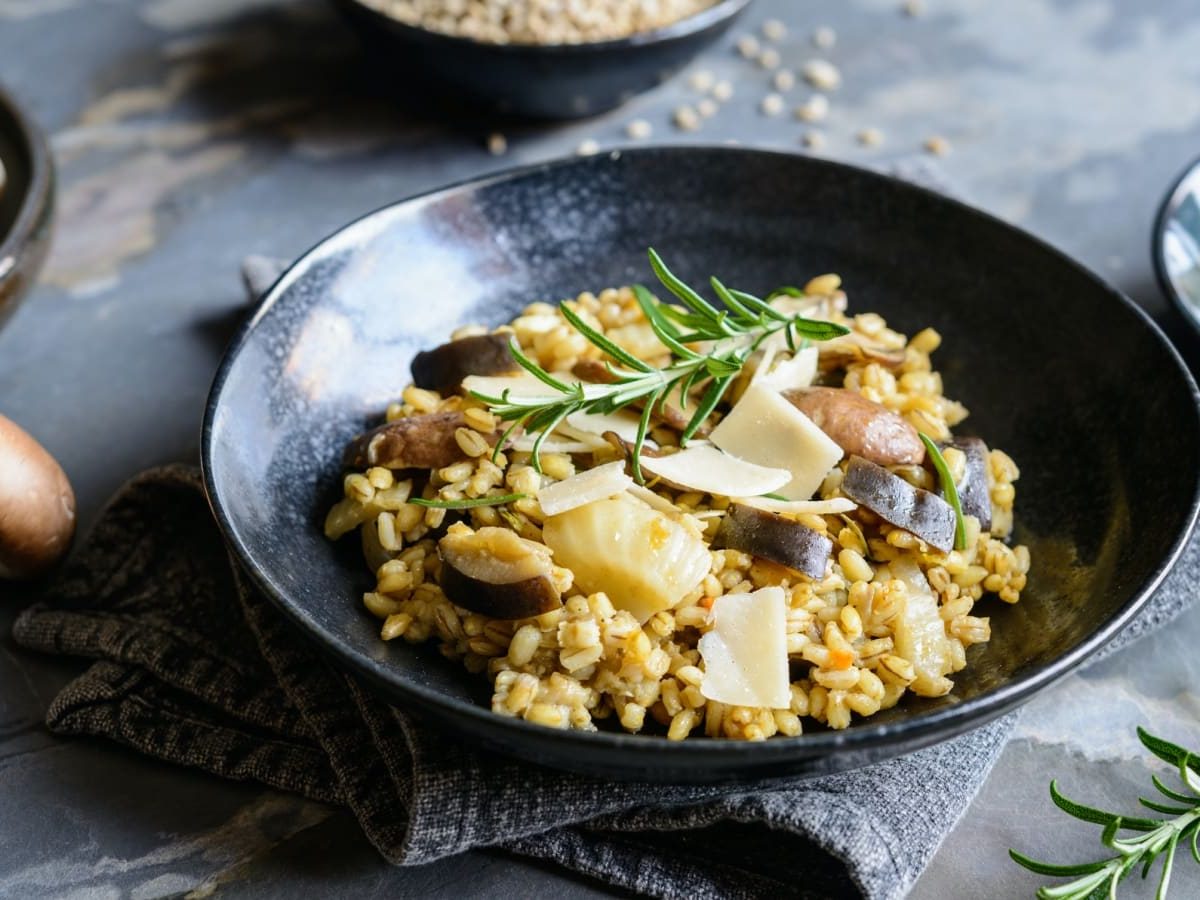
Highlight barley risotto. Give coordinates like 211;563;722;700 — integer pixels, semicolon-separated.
325;249;1029;741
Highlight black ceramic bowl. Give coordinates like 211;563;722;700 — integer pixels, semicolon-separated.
0;86;53;332
203;147;1200;783
332;0;752;119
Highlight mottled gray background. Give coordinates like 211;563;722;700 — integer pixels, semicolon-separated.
2;0;1200;897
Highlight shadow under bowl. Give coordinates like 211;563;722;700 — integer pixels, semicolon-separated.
0;86;54;332
330;0;754;119
203;146;1200;783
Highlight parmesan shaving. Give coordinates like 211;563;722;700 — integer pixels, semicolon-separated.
699;586;790;709
636;445;791;497
732;496;856;515
537;460;633;516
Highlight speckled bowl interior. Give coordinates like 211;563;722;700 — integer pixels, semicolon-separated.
203;147;1200;782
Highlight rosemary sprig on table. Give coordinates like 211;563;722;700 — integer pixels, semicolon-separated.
469;248;849;478
1010;727;1200;899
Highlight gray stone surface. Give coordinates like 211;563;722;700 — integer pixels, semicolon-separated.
2;0;1200;896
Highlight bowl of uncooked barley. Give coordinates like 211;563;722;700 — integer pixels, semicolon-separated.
332;0;753;119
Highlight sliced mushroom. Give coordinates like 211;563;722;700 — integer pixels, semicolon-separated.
782;387;924;466
438;526;561;618
343;411;496;470
714;503;833;580
817;336;906;373
943;437;992;531
572;359;711;436
411;333;518;394
841;455;957;553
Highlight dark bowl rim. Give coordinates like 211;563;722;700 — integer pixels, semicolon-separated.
1153;152;1200;335
0;85;53;281
201;144;1200;765
333;0;754;54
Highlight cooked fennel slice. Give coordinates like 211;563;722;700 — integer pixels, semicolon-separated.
542;496;709;623
536;460;633;517
699;586;790;709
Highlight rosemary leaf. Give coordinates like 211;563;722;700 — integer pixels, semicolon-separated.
409;493;528;509
920;434;968;552
680;374;733;445
560;302;654;373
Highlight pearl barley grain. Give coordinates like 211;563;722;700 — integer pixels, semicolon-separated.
762;19;787;41
794;94;829;122
673;105;701;131
760;93;785;116
688;69;715;92
697;97;718;117
711;80;734;101
803;130;826;150
803;59;842;91
576;138;600;156
486;132;507;155
773;69;796;92
625;118;652;140
813;26;836;49
758;47;781;69
736;34;760;58
857;127;885;147
924;135;951;156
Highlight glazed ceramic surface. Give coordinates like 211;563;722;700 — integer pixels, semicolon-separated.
0;86;53;332
332;0;752;119
203;147;1200;782
1156;155;1200;334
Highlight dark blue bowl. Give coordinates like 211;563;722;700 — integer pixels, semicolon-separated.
0;85;53;332
203;147;1200;782
332;0;753;119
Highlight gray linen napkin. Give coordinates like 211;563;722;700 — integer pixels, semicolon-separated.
12;164;1198;899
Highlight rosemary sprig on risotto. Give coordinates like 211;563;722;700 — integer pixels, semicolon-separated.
409;493;528;510
1010;727;1200;899
469;248;850;478
920;434;968;551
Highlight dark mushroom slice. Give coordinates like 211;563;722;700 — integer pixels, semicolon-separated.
343;411;496;470
841;455;957;553
411;333;518;394
573;359;712;436
782;387;924;466
817;338;907;374
438;526;561;618
714;503;833;581
942;437;992;531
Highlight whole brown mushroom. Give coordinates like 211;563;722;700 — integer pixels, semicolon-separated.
0;414;76;580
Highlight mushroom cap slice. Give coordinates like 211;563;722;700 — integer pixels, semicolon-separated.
714;503;832;580
438;526;561;619
841;455;957;553
782;387;924;466
411;333;518;394
343;411;495;471
943;437;992;531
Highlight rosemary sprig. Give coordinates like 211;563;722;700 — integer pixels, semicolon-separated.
1011;727;1200;899
920;434;968;551
409;493;528;509
468;248;850;477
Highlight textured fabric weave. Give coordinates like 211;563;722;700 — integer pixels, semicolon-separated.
12;466;1197;899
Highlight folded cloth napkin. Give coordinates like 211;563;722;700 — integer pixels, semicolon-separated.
12;164;1199;898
